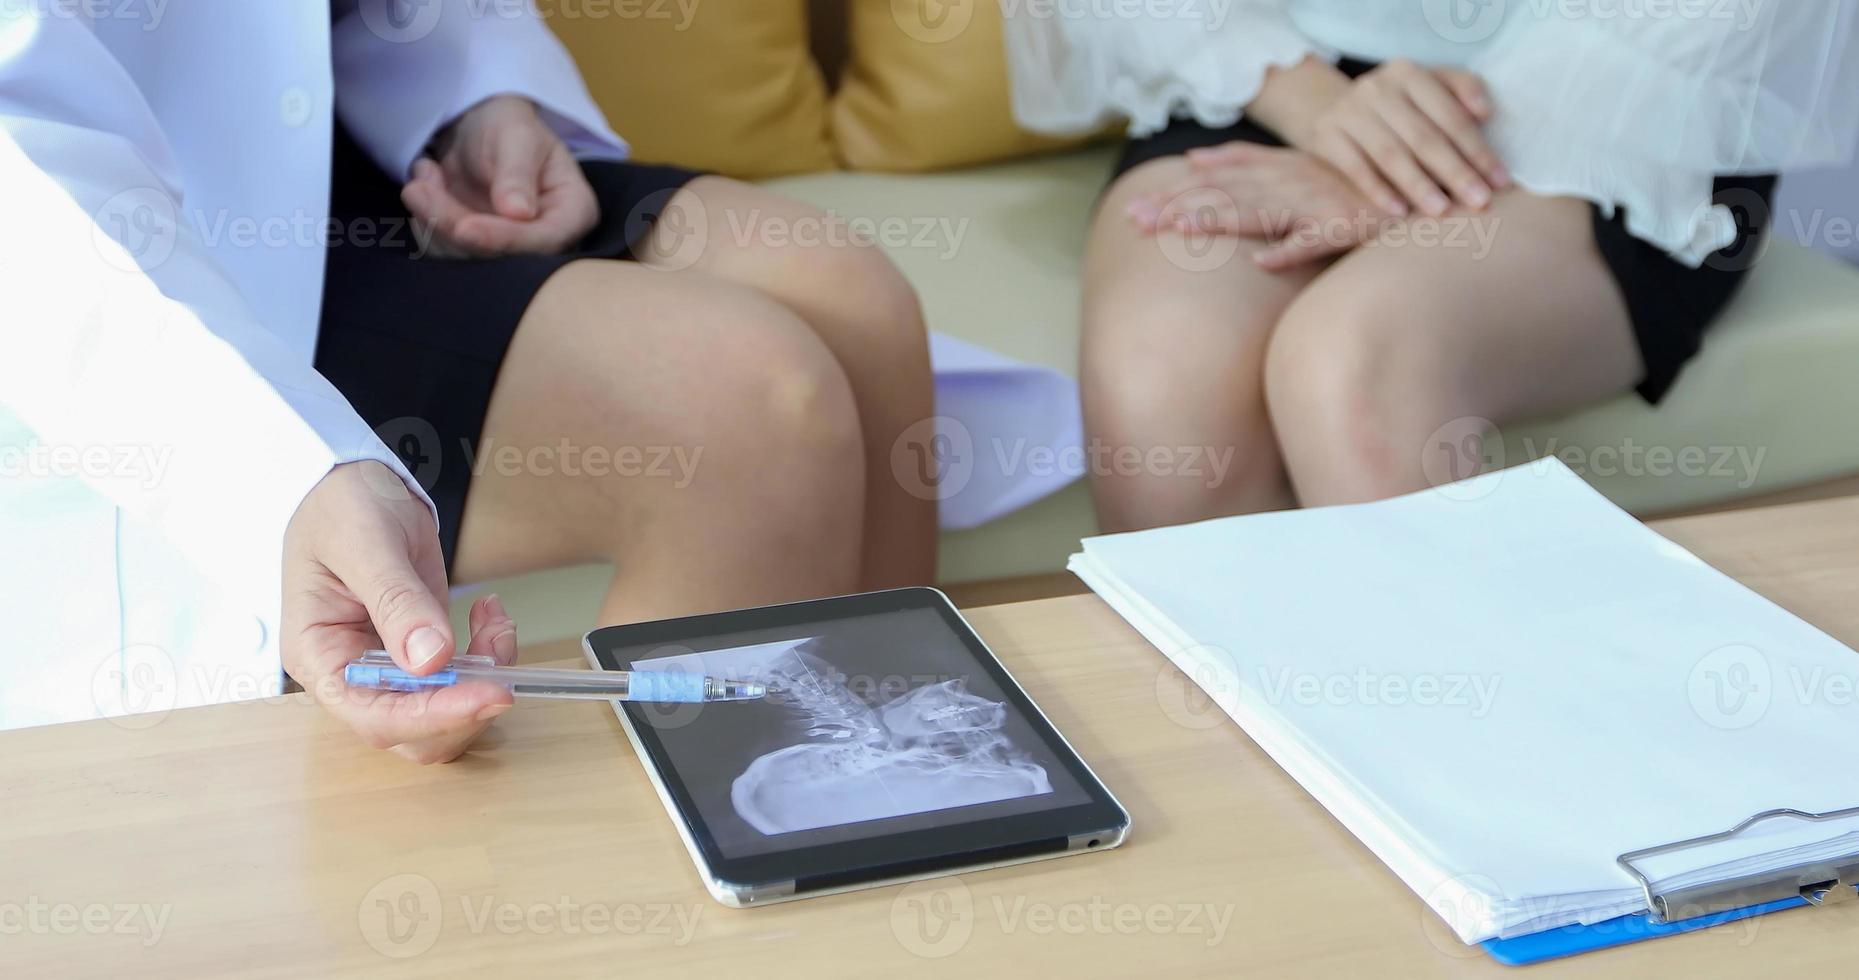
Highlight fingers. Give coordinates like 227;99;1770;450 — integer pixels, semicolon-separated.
320;519;455;676
403;159;594;256
402;159;486;258
1435;67;1494;122
1341;111;1451;217
1325;62;1513;216
1253;226;1356;272
1131;184;1250;237
448;206;581;255
1315;132;1408;218
1185;141;1263;171
464;594;520;667
377;682;512;744
1376;89;1491;210
1404;70;1509;195
326;680;511;765
488;118;548;221
1153;181;1246;236
370;597;517;763
307;596;515;764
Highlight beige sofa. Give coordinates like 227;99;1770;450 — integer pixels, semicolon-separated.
475;144;1859;641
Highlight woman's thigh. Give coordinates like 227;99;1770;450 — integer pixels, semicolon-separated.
449;258;866;599
631;176;929;413
1082;155;1325;529
630;175;937;588
1265;191;1644;505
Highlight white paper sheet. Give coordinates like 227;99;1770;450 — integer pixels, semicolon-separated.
1071;459;1859;943
926;333;1083;530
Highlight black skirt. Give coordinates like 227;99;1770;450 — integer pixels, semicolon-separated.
1110;58;1778;405
314;126;703;571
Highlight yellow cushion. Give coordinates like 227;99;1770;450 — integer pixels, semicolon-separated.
831;0;1101;172
543;0;835;178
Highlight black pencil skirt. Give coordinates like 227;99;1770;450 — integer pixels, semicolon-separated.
1110;58;1778;406
314;126;704;571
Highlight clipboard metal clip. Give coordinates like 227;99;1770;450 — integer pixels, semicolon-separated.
1617;807;1859;925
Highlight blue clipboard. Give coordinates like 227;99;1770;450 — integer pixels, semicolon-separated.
1469;807;1859;966
1480;896;1808;966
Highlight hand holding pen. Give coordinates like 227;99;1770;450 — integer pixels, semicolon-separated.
281;465;523;766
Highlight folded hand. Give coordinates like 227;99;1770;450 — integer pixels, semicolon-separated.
1127;144;1396;272
401;95;599;258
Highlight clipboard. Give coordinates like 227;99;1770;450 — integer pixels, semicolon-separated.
1480;807;1859;965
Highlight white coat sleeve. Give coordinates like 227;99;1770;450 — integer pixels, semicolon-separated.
0;13;433;615
333;0;629;180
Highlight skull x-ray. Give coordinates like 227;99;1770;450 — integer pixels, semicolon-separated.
625;607;1091;858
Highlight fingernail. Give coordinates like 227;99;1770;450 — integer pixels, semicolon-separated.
1425;192;1450;216
475;703;511;723
486;593;509;622
1466;184;1491;208
407;626;447;670
1385;198;1409;217
1491;165;1512;187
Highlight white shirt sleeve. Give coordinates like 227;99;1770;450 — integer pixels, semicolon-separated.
1002;0;1334;138
1472;0;1859;265
332;0;628;179
0;13;433;617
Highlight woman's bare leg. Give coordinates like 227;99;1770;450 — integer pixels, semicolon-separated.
1265;192;1644;505
634;177;937;589
450;260;866;624
1083;156;1325;532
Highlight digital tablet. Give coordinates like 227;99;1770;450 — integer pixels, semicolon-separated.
583;588;1130;907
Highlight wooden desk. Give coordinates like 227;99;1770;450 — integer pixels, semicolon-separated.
6;498;1859;977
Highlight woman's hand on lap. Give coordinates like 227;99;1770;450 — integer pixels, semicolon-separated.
401;95;599;258
1282;60;1509;218
1127;144;1392;272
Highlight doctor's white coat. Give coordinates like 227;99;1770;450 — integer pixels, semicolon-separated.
0;1;626;730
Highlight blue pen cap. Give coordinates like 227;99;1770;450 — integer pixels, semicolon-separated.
627;670;709;703
344;663;458;693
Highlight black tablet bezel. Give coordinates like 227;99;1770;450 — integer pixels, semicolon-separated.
585;588;1129;893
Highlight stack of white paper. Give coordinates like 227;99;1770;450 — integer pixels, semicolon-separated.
1071;460;1859;943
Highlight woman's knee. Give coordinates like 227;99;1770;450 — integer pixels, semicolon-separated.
532;263;865;505
1264;285;1453;500
672;294;866;500
822;239;926;337
1081;315;1290;529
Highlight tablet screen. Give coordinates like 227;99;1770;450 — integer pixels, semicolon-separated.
614;604;1097;860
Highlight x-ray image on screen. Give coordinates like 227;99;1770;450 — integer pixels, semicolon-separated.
624;608;1090;858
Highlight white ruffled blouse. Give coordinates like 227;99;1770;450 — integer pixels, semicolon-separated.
1002;0;1859;265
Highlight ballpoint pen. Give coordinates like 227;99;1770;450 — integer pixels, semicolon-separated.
343;650;768;703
